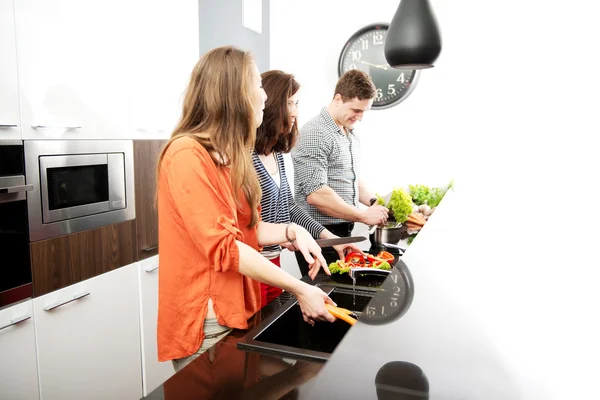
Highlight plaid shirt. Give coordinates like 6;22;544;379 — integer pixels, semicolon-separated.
291;107;361;226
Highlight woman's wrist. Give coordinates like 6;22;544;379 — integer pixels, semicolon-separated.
285;222;297;243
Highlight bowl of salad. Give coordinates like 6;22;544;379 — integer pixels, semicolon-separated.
328;250;396;286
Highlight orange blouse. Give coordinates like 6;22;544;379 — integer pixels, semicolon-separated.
157;136;261;362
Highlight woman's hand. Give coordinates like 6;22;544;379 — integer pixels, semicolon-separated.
289;224;330;280
295;284;336;325
332;243;364;262
320;230;365;263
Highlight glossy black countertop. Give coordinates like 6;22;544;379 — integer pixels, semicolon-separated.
142;190;597;399
141;289;324;400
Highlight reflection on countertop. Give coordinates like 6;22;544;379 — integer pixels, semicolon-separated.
141;291;325;400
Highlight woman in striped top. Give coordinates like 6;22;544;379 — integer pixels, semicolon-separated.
253;70;364;307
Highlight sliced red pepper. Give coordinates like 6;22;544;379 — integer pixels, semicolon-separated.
345;251;365;266
366;254;386;264
377;251;395;262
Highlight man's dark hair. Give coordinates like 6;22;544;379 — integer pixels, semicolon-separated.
334;70;376;102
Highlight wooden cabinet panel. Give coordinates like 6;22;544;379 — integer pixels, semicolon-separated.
30;220;137;296
134;140;166;260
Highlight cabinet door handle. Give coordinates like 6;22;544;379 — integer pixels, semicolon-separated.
0;184;33;194
31;125;81;130
0;124;18;128
0;315;31;331
142;246;158;253
43;291;90;312
144;264;159;273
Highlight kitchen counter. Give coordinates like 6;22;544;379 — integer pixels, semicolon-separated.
141;288;322;400
140;190;592;400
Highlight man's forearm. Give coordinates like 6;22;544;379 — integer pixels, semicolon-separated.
306;186;363;222
358;178;376;206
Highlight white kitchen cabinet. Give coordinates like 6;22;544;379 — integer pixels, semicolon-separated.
138;255;175;396
128;1;199;139
0;0;22;140
0;300;40;400
33;263;142;400
13;0;135;140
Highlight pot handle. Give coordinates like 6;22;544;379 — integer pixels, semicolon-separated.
382;243;407;253
349;267;391;280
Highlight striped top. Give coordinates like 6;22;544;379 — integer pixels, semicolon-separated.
252;150;325;256
291;107;361;225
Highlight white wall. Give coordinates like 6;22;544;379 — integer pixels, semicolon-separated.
272;0;457;275
271;1;600;396
271;0;454;194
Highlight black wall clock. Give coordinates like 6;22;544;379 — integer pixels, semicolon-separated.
360;258;414;325
338;23;420;109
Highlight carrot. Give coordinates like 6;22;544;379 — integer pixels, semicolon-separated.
328;305;354;316
325;304;356;326
415;213;427;224
406;214;424;225
406;223;422;231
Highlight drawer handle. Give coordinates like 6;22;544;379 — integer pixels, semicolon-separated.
0;315;31;331
0;184;33;194
31;125;81;130
142;246;158;253
0;124;18;128
144;264;159;273
43;291;90;312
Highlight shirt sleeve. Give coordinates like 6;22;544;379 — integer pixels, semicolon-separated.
165;147;242;273
281;160;324;238
289;202;325;239
291;125;331;199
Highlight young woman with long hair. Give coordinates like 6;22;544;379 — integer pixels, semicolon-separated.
253;70;363;306
156;46;335;371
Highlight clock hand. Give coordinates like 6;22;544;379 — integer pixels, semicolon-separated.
358;60;388;70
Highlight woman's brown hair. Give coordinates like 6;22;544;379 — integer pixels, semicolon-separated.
156;46;261;227
255;70;300;155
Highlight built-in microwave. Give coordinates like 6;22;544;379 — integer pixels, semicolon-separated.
24;140;135;242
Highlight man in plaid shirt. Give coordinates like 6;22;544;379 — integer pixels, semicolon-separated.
292;70;389;276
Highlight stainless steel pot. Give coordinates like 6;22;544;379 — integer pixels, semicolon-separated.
369;222;404;246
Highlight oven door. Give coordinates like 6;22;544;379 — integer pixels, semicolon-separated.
39;153;126;224
0;193;32;308
0;142;32;308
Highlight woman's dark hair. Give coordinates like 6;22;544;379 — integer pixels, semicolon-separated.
255;70;300;154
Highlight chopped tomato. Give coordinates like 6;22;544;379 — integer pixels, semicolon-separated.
345;251;365;266
377;251;395;262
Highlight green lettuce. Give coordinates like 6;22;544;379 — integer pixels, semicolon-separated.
387;188;413;223
409;179;454;208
